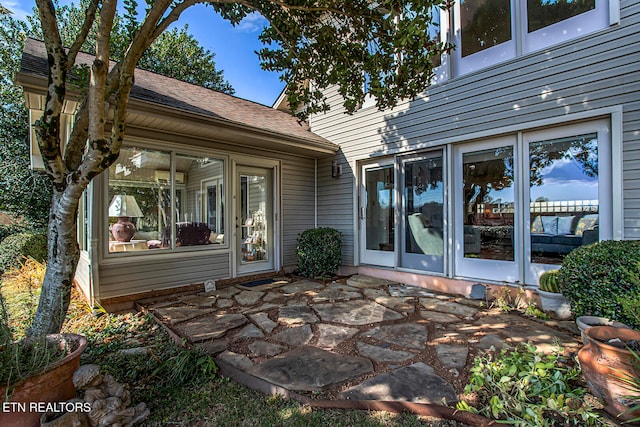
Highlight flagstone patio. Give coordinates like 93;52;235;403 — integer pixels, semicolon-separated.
138;275;581;405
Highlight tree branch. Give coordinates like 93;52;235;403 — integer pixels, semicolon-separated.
66;0;99;68
34;0;68;186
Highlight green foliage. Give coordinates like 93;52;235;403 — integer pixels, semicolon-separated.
557;240;640;328
458;343;602;426
615;346;640;422
539;270;561;293
26;0;234;94
251;0;453;119
0;232;47;274
0;224;24;244
0;11;52;228
296;227;342;279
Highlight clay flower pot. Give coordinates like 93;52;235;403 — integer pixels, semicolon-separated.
576;315;632;345
0;333;88;427
578;326;640;421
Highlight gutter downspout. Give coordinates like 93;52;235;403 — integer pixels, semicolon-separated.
315;159;318;228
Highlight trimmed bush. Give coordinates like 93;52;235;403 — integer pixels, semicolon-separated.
557;240;640;328
0;232;47;274
296;227;342;279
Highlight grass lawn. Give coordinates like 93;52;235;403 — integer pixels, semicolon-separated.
1;260;466;426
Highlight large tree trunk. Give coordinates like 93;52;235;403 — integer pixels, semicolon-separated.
28;188;80;336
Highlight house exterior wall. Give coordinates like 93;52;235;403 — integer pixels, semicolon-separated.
89;135;317;302
311;0;640;282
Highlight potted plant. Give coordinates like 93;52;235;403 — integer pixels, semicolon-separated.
537;270;572;320
0;263;88;427
579;325;640;422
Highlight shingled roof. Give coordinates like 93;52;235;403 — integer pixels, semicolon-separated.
18;38;336;153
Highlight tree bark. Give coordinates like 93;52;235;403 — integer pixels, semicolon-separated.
29;187;81;336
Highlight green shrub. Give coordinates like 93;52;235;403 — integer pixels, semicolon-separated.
0;232;47;274
0;224;24;244
296;227;342;279
538;270;560;293
557;240;640;328
457;343;601;426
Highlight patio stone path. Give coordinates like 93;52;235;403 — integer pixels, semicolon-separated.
140;274;582;404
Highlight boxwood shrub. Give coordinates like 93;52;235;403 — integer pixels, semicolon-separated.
0;232;47;274
296;227;342;279
0;224;24;244
557;240;640;327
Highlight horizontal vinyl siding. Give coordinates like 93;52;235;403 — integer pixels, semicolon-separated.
281;157;316;267
313;0;640;257
98;251;230;299
74;254;92;301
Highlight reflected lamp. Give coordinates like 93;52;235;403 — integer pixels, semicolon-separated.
109;195;143;242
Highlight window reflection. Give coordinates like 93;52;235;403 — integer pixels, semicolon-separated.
527;0;595;33
463;147;515;261
529;134;598;264
365;166;395;251
107;147;225;253
461;0;512;57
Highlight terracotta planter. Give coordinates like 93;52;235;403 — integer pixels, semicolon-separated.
537;289;572;320
576;315;632;345
578;326;640;422
0;333;88;427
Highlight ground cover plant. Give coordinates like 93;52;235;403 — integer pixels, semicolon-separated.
457;343;603;426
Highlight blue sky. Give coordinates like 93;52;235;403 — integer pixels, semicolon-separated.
5;0;285;106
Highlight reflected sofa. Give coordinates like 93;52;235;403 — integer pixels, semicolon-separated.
530;214;598;254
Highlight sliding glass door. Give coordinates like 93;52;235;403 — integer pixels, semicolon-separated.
454;137;520;282
401;152;445;273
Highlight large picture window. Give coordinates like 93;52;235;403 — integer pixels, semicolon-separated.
107;147;225;254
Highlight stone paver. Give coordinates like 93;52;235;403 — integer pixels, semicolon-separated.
179;294;217;308
218;350;253;370
420;310;462;324
436;344;469;369
315;324;358;349
248;312;278;333
356;342;414;363
388;284;436;298
281;280;324;294
420;298;479;318
363;323;429;349
313;300;404;325
235;290;265;306
373;296;416;314
278;304;319;325
312;283;362;302
340;362;457;404
272;324;313;346
248;346;373;391
214;286;242;299
178;313;247;342
153;306;214;324
143;274;583;406
248;341;285;356
347;275;393;289
234;324;265;340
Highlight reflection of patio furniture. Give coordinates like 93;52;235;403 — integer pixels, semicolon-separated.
463;225;481;254
531;214;598;254
407;213;443;256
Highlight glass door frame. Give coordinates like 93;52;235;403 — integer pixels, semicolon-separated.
523;119;612;285
233;160;278;276
359;160;396;267
400;150;447;273
453;135;522;282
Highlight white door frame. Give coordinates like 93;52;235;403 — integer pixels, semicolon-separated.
360;160;396;267
453;136;521;282
231;157;280;277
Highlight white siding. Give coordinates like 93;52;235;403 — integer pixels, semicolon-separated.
312;0;640;261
